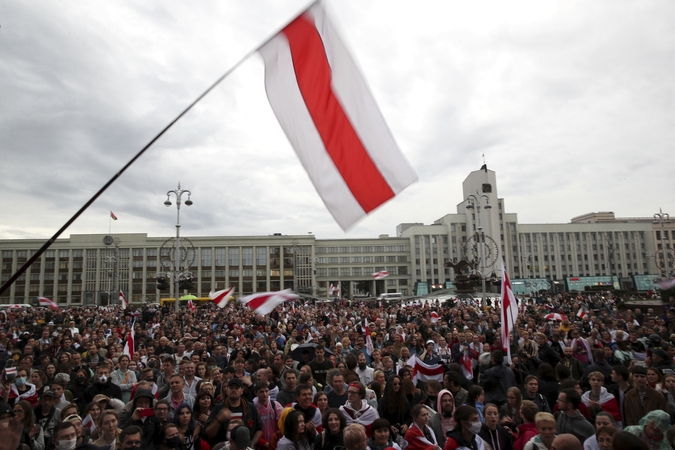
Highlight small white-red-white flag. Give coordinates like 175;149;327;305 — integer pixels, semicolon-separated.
210;286;236;308
38;297;59;310
364;319;374;356
373;271;389;280
240;289;299;316
259;2;417;230
406;355;444;384
291;302;296;314
430;311;440;323
461;352;474;380
123;321;135;360
577;309;587;319
110;211;118;221
329;284;335;295
119;290;128;309
336;284;341;297
82;414;96;433
188;300;196;312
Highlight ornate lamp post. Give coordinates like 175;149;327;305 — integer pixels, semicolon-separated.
465;193;494;305
164;183;193;313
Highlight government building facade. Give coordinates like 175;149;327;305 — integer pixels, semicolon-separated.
1;167;672;305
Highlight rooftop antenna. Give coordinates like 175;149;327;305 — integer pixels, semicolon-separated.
481;153;488;172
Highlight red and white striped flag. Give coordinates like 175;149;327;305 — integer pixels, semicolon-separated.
82;414;96;433
461;352;474;380
406;355;444;384
364;319;374;356
119;290;128;310
210;286;236;308
291;302;296;314
430;311;440;324
329;284;335;295
500;260;518;363
188;300;196;312
577;309;587;320
123;321;135;360
259;2;418;230
110;211;118;220
38;297;59;310
373;271;389;280
240;289;299;316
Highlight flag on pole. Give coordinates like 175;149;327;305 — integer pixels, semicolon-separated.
110;211;118;220
259;2;418;231
430;311;440;324
373;271;389;280
240;289;299;316
329;284;335;295
82;414;96;433
291;302;296;314
123;321;135;360
119;290;128;310
38;297;59;310
364;319;374;356
406;355;444;384
210;286;236;308
461;352;474;380
188;299;196;312
500;260;518;363
336;284;341;298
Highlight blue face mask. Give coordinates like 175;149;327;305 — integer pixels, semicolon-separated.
15;377;27;387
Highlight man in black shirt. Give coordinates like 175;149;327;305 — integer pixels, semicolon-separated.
326;373;348;408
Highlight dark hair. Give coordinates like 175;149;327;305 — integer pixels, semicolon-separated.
445;371;461;387
283;410;310;444
520;400;539;422
321;408;346;431
611;431;649;450
411;404;429;420
454;405;478;426
348;381;365;399
555;364;571;381
345;354;357;370
371;418;391;433
613;365;630;381
524;374;539;385
631;365;648;376
254;381;269;393
538;363;557;382
52;422;76;441
296;384;313;397
466;385;484;407
120;426;143;444
560;379;579;390
194;391;214;414
172;403;194;427
491;350;504;365
383;375;407;412
560;388;581;409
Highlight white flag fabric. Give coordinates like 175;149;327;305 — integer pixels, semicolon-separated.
259;2;418;230
119;290;128;309
406;355;444;384
123;321;135;360
500;260;518;363
38;297;59;309
240;289;299;316
210;286;236;308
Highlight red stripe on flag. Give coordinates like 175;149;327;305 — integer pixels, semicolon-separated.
282;16;395;213
246;293;274;311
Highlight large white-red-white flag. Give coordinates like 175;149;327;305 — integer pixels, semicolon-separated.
406;355;444;384
240;289;299;316
373;271;389;280
259;2;418;230
119;290;128;310
123;321;135;360
188;300;196;312
500;260;518;363
38;297;59;310
210;286;236;308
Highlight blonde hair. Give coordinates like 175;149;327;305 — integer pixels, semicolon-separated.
343;424;367;450
535;412;556;426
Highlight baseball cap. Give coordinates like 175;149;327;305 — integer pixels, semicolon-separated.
230;425;251;448
228;378;243;388
653;349;669;360
42;390;57;398
93;394;109;404
0;403;15;417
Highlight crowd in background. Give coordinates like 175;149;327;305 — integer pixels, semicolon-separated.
0;290;674;450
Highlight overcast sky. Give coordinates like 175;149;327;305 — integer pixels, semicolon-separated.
1;1;673;243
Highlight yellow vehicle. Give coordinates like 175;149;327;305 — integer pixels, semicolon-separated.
159;297;213;307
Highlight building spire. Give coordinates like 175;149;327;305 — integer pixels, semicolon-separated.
480;153;488;172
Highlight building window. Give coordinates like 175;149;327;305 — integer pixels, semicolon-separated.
229;248;240;266
202;249;212;267
215;248;226;266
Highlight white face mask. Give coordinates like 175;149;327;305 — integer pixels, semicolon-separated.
55;438;77;450
98;375;108;384
468;421;482;435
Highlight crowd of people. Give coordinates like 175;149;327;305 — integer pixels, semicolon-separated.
0;290;674;450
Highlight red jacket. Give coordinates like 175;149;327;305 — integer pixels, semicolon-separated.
513;422;538;450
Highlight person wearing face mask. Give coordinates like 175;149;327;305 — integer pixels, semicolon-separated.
52;421;99;450
403;405;441;450
69;369;91;412
84;363;123;405
443;406;485;450
160;423;183;450
119;426;143;450
1;367;39;406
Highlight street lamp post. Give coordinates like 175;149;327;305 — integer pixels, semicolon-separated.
654;208;672;278
465;193;492;305
164;183;193;314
